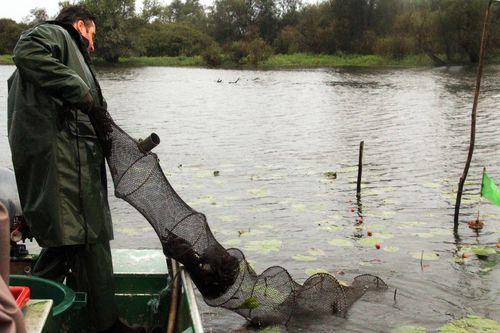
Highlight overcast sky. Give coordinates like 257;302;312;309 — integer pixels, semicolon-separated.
1;0;219;23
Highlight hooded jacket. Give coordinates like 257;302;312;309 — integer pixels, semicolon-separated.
7;21;113;247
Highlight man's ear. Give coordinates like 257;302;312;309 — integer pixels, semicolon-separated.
73;20;85;33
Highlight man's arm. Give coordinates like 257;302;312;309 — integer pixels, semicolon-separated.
13;24;90;105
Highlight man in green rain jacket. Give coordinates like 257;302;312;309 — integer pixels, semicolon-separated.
7;6;144;333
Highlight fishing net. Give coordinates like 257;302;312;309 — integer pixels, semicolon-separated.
90;107;387;326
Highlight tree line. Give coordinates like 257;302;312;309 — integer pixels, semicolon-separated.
1;0;499;65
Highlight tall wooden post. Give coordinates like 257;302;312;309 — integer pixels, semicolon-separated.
357;141;364;196
454;0;495;230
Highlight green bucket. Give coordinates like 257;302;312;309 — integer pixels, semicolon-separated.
9;275;87;332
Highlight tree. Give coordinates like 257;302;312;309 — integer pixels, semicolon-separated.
141;0;165;22
208;0;255;44
0;19;27;54
24;8;49;26
164;0;207;30
141;22;213;56
82;0;136;63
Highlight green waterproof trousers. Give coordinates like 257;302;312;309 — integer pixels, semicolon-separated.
32;240;118;332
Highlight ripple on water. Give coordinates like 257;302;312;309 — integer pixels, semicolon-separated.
1;65;499;332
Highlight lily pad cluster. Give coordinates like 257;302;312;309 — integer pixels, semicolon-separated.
391;316;500;333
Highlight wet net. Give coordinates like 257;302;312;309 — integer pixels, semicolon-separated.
90;107;387;326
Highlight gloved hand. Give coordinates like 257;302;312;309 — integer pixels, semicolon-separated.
88;106;114;157
76;92;94;114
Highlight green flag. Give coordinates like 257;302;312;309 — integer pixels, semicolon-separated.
481;170;500;205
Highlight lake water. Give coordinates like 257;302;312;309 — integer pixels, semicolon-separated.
1;64;499;332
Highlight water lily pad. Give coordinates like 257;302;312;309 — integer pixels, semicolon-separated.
479;267;493;273
377;232;395;239
338;166;357;173
359;261;373;267
188;195;215;206
219;215;239;222
222;239;241;247
308;248;326;256
292;254;317;262
324;171;337;179
404;221;428;227
249;206;272;213
423;182;441;189
383;246;400;253
319;225;344;232
413;232;436;239
309;202;328;211
305;268;329;276
411;252;440;261
438;315;500;332
259;326;282;333
239;229;265;237
469;246;496;258
358;237;382;248
248;188;268;198
244;239;282;254
329;239;354;247
391;326;427;333
461;198;479;205
366;224;386;231
195;171;213;178
365;210;396;218
292;204;307;212
236;296;260;310
429;229;450;236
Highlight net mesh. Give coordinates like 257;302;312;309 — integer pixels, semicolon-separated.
90;108;387;326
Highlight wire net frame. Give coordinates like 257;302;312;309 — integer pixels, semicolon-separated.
90;108;388;327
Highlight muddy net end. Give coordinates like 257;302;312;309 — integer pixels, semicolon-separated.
90;108;387;326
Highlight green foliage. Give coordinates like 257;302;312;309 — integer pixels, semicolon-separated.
208;0;254;43
112;56;204;67
6;0;500;65
236;296;260;310
82;0;136;63
225;38;273;65
274;26;305;54
438;315;500;332
247;37;273;64
262;53;433;69
0;19;27;54
202;44;223;67
141;22;213;57
374;35;416;59
226;40;249;64
0;54;14;64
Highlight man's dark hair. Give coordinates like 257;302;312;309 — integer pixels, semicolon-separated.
55;5;96;26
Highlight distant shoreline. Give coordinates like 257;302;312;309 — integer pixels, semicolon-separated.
2;53;499;69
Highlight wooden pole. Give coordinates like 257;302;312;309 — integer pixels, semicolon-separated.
166;259;181;333
357;141;364;196
453;0;494;230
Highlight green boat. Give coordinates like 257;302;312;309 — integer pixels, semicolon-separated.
10;249;204;333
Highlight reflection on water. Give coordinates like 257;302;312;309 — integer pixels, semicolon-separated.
0;64;499;332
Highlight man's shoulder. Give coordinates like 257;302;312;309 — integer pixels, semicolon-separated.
24;22;70;40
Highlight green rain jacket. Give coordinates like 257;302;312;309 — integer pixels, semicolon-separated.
7;21;113;247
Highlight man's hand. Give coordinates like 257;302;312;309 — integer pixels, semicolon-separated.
88;106;114;157
77;92;93;114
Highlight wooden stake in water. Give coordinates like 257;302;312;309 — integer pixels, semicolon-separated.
454;0;495;230
357;141;364;197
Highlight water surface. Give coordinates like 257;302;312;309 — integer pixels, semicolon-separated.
1;64;499;332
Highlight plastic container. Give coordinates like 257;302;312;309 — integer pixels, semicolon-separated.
9;286;30;309
9;275;87;332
